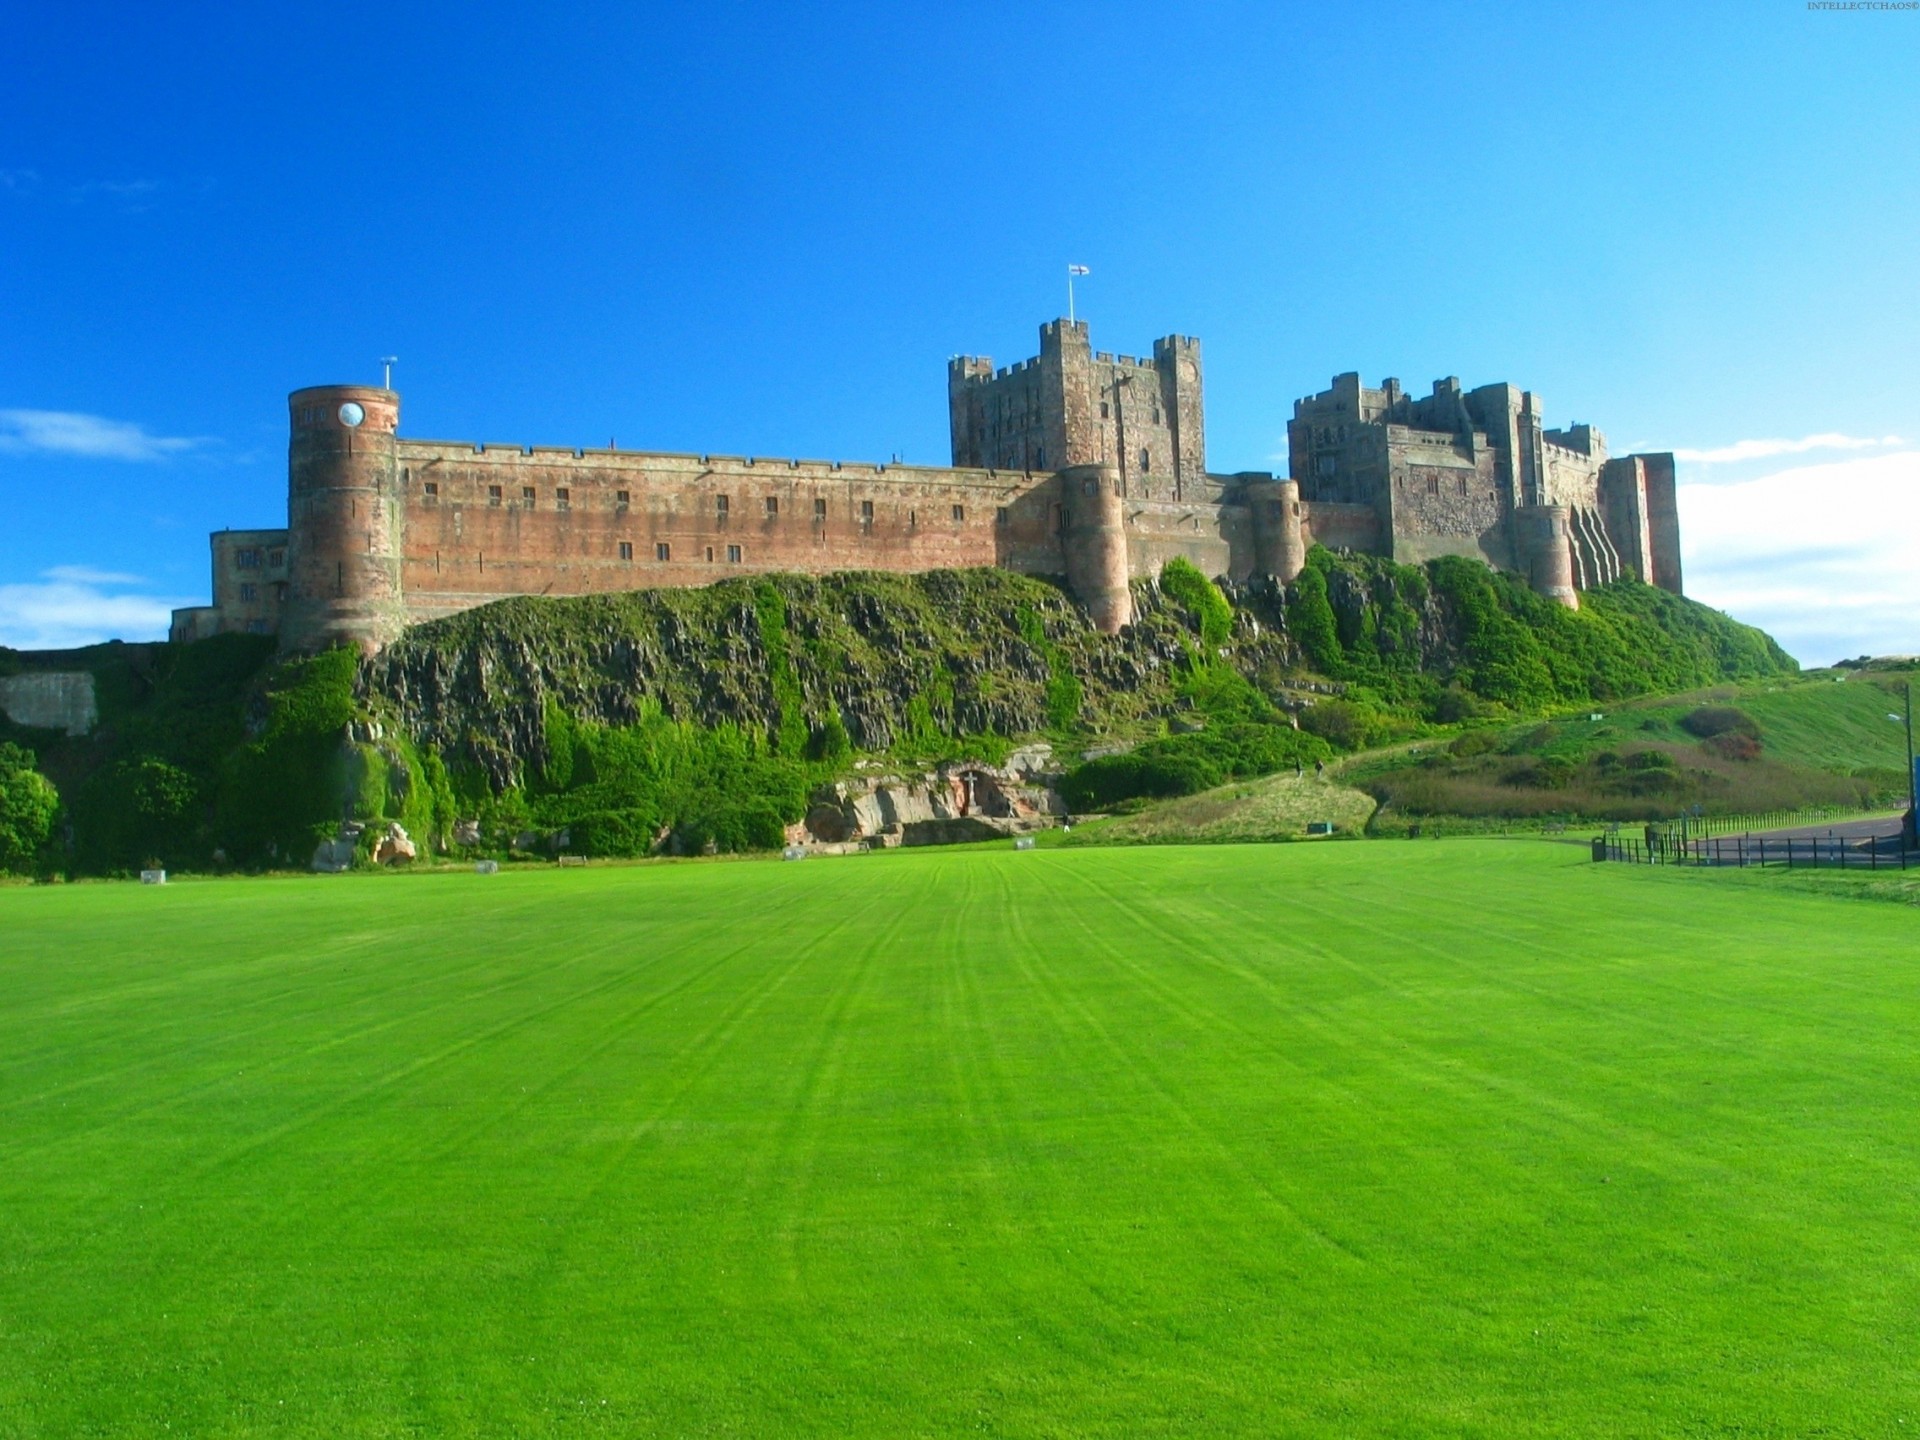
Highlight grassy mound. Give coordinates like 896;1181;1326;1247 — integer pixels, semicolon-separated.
1354;672;1911;829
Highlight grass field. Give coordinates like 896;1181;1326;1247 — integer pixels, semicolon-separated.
3;844;1918;1437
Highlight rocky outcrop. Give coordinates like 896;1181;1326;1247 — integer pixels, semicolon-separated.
360;571;1211;790
796;745;1063;850
311;819;416;870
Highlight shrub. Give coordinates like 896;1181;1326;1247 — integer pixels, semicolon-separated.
0;743;58;874
1703;732;1762;762
1682;706;1761;741
1298;699;1370;751
807;713;853;764
1061;723;1329;811
570;808;658;858
1159;557;1234;647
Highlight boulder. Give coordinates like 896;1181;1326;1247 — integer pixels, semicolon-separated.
375;822;417;865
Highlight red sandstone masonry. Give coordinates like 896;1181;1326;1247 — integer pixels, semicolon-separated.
169;317;1682;650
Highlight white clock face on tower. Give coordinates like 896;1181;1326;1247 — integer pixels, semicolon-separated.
338;402;366;428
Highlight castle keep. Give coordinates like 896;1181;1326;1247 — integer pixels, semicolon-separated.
170;318;1682;652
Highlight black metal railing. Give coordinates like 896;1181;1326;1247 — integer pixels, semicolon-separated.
1592;831;1913;870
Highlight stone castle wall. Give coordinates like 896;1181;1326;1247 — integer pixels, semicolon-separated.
171;316;1683;651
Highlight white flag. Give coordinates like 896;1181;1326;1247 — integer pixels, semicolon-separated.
1067;264;1090;275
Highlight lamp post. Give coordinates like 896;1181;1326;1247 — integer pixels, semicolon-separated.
1892;680;1916;847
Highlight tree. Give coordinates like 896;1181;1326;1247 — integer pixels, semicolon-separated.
0;744;59;874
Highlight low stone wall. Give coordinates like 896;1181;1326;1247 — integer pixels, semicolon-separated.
0;671;97;736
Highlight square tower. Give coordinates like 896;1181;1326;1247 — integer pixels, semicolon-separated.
949;320;1206;498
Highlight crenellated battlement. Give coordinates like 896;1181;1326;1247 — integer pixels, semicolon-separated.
172;314;1681;652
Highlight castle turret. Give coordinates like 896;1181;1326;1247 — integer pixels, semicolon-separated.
1245;477;1306;584
1060;463;1131;633
1515;504;1579;609
280;385;408;653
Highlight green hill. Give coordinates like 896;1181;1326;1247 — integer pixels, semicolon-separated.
1350;670;1911;832
1;554;1800;874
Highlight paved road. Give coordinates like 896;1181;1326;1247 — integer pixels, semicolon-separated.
1746;813;1910;843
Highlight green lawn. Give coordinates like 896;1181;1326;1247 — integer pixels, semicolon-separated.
1734;674;1912;774
2;844;1917;1437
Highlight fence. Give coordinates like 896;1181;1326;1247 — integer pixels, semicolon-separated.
1593;831;1912;870
1681;805;1857;841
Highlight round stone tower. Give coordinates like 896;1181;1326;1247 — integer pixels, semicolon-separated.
280;385;408;653
1515;504;1579;610
1059;463;1132;633
1245;477;1306;584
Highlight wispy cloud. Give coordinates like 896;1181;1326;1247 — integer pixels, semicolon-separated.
1679;448;1920;666
0;168;39;193
43;564;148;586
0;568;187;651
0;408;205;462
1672;432;1904;466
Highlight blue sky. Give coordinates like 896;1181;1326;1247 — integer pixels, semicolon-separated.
3;0;1917;663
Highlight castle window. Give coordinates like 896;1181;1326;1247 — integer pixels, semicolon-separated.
239;582;258;602
268;549;284;567
488;485;503;506
618;541;633;561
1458;477;1469;496
1427;476;1439;496
522;486;536;505
245;619;268;635
727;544;742;563
860;500;874;524
422;482;438;505
235;548;260;569
951;504;965;522
656;542;671;562
996;506;1009;526
1316;456;1336;477
1153;407;1161;425
1139;449;1149;473
1100;402;1110;419
813;498;828;522
556;488;571;511
705;546;715;562
765;496;778;516
716;495;730;518
1035;446;1045;468
616;490;631;508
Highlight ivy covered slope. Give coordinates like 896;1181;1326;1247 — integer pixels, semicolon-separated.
1270;548;1794;741
0;553;1793;874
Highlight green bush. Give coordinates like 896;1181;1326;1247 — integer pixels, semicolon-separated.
0;743;58;874
1682;706;1760;741
215;647;360;866
1062;723;1330;811
1298;699;1371;751
569;809;657;858
1159;557;1234;648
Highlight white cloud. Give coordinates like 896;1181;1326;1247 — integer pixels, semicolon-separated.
1679;448;1920;666
42;564;148;586
0;569;188;651
1672;433;1904;466
0;408;204;462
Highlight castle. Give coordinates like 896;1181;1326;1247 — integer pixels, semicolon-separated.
169;318;1681;652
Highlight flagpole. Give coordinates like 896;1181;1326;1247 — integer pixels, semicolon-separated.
1068;269;1075;324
